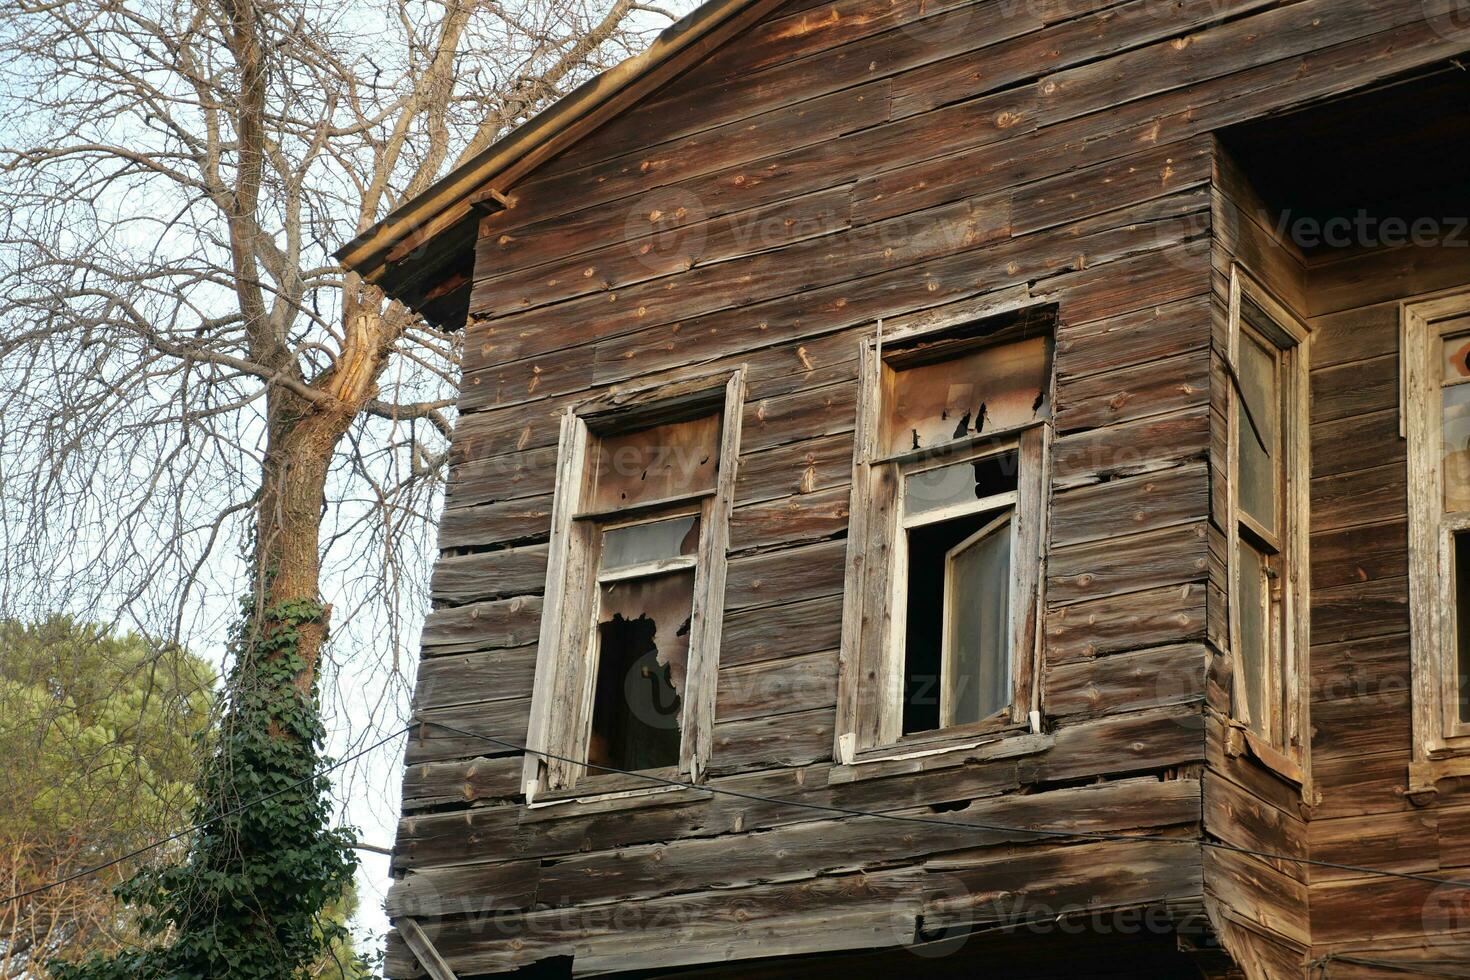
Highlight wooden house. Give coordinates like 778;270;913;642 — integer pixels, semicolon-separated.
336;1;1470;975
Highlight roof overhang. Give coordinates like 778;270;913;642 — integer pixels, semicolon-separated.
334;0;778;327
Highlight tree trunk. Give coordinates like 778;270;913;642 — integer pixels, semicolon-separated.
255;398;352;689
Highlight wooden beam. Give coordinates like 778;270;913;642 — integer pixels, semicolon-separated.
398;917;459;980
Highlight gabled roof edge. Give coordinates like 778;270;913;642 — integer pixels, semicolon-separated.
334;0;762;291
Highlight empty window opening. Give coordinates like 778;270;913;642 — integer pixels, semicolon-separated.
525;372;744;796
588;563;694;773
838;311;1053;757
589;613;683;773
902;508;1013;735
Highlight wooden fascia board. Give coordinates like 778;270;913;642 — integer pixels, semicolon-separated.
334;0;780;295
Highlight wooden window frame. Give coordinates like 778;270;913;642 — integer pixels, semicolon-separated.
1404;291;1470;785
834;313;1052;767
521;369;746;802
940;510;1015;729
1224;266;1311;787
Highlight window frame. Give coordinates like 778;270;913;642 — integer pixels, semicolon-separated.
835;311;1052;767
940;509;1016;730
1404;291;1470;775
522;369;746;802
1224;266;1311;786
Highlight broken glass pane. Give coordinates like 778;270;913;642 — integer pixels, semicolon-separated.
883;335;1049;456
585;414;721;512
1445;383;1470;513
945;513;1013;727
1237;332;1278;533
601;515;699;572
588;570;694;772
905;452;1018;518
1443;331;1470;382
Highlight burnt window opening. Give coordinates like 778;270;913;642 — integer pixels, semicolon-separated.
838;310;1054;757
580;413;713;780
526;371;743;797
589;612;684;773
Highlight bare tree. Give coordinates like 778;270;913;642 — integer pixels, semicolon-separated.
0;0;679;966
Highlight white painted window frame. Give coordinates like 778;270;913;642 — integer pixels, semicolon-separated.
835;314;1051;767
521;368;746;801
1224;265;1311;787
1404;291;1470;783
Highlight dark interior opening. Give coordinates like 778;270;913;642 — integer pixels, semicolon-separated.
588;613;682;771
902;510;988;735
1220;67;1470;259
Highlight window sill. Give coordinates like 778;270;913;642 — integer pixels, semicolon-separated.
527;765;689;809
1406;754;1470;805
830;727;1053;785
1225;724;1305;789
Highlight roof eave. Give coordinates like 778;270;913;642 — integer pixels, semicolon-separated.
334;0;766;301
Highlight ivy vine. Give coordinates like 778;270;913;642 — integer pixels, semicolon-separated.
53;598;359;980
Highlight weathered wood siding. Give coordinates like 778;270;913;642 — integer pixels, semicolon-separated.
1201;143;1311;969
384;0;1470;974
1304;244;1470;969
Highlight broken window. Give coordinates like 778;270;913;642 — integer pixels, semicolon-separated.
523;372;745;798
881;334;1050;457
901;451;1019;735
1405;296;1470;770
588;569;695;772
1227;269;1309;777
837;313;1053;760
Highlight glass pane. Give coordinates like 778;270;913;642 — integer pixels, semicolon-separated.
1237;333;1279;532
585;413;720;512
1457;531;1470;725
601;515;698;571
1445;384;1470;513
1444;332;1470;382
588;570;694;772
1236;540;1269;740
882;335;1050;456
945;515;1013;727
905;452;1018;518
